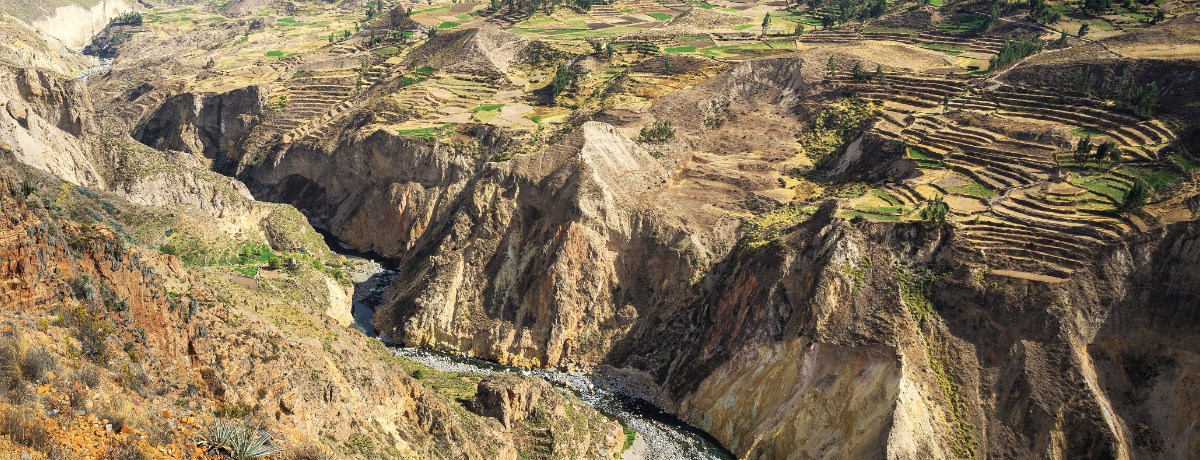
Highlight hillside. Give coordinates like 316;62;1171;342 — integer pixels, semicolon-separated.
2;0;1200;458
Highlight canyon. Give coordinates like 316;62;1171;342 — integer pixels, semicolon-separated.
1;0;1199;459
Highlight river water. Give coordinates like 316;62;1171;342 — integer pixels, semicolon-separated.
344;256;734;460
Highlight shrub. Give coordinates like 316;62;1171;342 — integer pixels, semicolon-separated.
638;120;675;143
75;364;104;388
920;196;950;226
0;407;51;451
411;369;424;379
97;396;137;433
20;346;57;383
287;445;338;460
989;36;1044;71
57;305;112;364
199;420;282;459
108;437;152;460
1120;178;1150;212
0;335;26;398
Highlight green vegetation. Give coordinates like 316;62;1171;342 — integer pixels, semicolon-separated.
895;267;976;460
109;11;143;27
946;179;996;199
936;14;988;34
470;104;504;112
438;21;460;29
638;120;675;143
664;45;697;53
989;36;1044;71
742;205;817;250
265;50;285;57
797;99;881;169
1119;178;1150;212
198;420;281;459
649;12;673;21
919;196;950;226
395;124;454;139
919;43;965;55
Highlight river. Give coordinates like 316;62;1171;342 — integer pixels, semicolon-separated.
342;254;735;460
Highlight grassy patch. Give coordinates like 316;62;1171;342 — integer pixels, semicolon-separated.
664;45;697;53
1120;166;1183;192
469;104;504;112
742;205;818;250
395;124;453;139
936;14;987;34
920;43;964;55
265;50;285;57
648;12;674;20
1070;174;1127;202
1071;126;1104;137
945;179;996;199
234;266;259;278
841;210;902;221
438;21;461;29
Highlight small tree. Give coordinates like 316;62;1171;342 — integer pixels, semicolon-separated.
874;64;885;84
1078;23;1090;37
1074;136;1093;164
1119;178;1150;212
920;196;950;226
761;13;771;36
1051;29;1069;48
852;61;868;82
551;63;574;99
1151;9;1165;24
827;55;837;77
639;120;675;143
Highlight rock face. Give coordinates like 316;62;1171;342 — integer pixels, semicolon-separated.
134;86;268;173
473;375;625;459
0;64;108;187
224;51;1200;458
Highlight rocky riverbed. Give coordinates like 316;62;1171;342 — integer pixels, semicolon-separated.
344;253;732;459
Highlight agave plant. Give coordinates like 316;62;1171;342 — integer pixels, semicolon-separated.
198;420;282;459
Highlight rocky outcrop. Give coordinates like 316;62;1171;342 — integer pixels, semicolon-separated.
22;0;137;50
473;375;625;459
0;64;108;187
134;86;268;173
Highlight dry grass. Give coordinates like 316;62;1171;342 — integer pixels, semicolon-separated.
107;436;153;460
0;406;51;452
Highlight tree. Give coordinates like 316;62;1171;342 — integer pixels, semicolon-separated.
639;120;675;143
852;61;868;82
551;63;574;99
1051;28;1069;48
920;196;950;226
1074;135;1093;164
868;0;887;18
762;13;772;36
821;14;835;29
875;64;885;84
1078;23;1090;37
1151;9;1165;24
1119;178;1150;212
827;55;837;77
1083;0;1111;14
1095;140;1117;162
988;36;1045;71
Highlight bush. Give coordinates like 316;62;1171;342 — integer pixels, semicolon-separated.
75;364;104;388
638;120;675;143
287;445;338;460
0;335;26;398
0;407;51;451
199;420;282;459
1120;178;1150;212
989;36;1044;71
108;437;152;460
920;196;950;226
20;346;57;383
